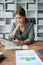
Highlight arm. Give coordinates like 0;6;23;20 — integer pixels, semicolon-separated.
8;24;19;41
21;23;35;45
11;24;19;36
23;39;30;45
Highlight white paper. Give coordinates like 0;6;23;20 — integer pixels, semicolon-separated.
5;42;22;49
16;50;43;65
4;42;29;50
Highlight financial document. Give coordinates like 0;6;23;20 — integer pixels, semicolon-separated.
16;50;43;65
5;42;22;49
4;42;29;50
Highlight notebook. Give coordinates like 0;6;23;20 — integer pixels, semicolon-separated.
5;42;29;50
5;42;22;49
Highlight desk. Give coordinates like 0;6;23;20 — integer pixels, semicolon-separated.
0;39;43;65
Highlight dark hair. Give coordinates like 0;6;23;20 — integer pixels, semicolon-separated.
14;8;26;17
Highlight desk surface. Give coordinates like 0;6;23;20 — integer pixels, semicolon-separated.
0;39;43;65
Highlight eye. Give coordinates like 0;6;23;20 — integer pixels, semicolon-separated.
16;17;22;19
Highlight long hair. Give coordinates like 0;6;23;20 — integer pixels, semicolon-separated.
14;8;26;17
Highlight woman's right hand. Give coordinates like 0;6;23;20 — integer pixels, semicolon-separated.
12;39;24;45
12;39;20;45
11;24;20;37
16;24;20;30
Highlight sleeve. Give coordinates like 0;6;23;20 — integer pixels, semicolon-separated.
6;23;16;41
27;23;35;43
9;21;18;33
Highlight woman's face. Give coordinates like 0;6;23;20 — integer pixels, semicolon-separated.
15;14;25;25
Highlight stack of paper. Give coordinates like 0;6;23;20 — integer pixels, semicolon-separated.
16;50;43;65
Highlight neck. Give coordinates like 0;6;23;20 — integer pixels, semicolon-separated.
19;23;25;32
20;23;25;27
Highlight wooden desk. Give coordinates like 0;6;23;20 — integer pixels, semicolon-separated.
0;40;43;65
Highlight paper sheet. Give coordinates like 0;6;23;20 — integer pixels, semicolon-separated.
16;50;43;65
4;42;29;50
5;42;22;49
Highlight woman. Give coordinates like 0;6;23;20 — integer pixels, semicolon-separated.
8;8;34;45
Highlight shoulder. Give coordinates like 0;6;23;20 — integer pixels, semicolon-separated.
13;22;18;28
26;18;33;27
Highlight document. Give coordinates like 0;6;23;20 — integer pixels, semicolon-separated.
16;50;43;65
5;42;22;49
5;42;29;50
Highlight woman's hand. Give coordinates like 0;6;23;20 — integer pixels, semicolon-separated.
11;24;20;37
12;39;24;45
16;24;20;30
14;39;20;45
